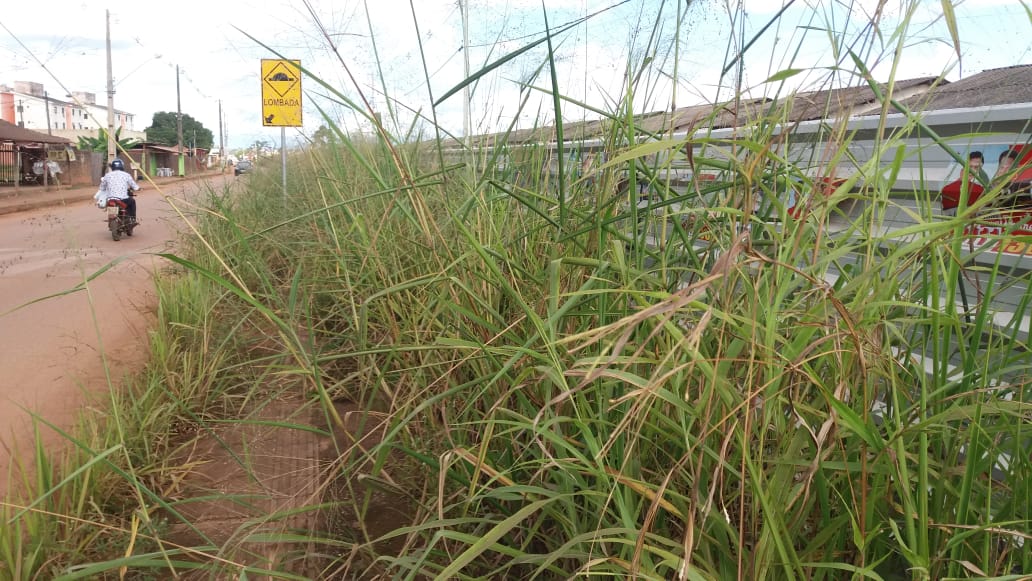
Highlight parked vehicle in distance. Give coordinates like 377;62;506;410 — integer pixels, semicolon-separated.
234;160;254;175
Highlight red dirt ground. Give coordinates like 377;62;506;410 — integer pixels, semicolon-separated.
0;175;231;498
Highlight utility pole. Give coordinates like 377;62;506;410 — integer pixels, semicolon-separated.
43;92;52;135
176;64;184;176
43;91;52;189
106;9;116;164
218;99;225;173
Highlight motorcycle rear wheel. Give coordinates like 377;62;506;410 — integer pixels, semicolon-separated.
109;219;121;241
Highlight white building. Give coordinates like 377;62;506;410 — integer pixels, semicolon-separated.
0;81;146;143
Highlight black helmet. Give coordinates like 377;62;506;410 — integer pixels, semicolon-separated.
110;159;125;171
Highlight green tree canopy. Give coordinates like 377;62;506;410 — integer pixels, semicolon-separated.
144;112;214;150
311;125;336;146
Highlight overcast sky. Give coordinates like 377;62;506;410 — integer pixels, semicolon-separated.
0;0;1028;150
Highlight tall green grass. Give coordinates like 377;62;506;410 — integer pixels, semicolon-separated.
4;1;1032;579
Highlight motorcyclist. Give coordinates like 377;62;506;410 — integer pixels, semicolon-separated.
99;159;141;222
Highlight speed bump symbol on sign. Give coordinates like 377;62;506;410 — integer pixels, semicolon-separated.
261;59;302;127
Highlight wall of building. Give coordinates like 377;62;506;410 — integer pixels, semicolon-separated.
76;151;108;185
0;94;46;128
51;129;148;143
0;93;13;125
0;82;138;139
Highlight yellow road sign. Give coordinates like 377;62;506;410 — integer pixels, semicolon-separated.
261;59;302;127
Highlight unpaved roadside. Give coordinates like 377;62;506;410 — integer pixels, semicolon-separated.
0;175;232;499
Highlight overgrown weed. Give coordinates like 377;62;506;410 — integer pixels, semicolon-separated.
4;1;1032;579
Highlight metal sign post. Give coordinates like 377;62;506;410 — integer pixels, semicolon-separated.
261;59;302;199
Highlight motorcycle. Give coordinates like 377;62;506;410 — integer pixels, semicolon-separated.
105;192;137;241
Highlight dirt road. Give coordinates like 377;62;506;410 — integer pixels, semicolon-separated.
0;175;232;498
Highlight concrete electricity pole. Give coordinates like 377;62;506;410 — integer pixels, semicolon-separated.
106;9;116;164
218;99;225;172
43;91;52;188
176;65;184;176
43;92;52;135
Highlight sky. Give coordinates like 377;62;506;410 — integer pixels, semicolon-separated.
0;0;1028;151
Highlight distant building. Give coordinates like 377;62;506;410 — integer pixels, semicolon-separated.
461;65;1032;149
0;81;146;143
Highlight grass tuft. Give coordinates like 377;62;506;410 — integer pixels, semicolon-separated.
4;2;1032;579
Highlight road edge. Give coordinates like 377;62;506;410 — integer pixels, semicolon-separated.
0;173;226;218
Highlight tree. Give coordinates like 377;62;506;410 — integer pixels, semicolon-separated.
144;112;214;150
311;125;336;146
77;127;140;152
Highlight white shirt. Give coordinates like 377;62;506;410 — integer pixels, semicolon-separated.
99;170;140;200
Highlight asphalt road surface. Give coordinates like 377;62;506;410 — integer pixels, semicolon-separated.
0;174;234;498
